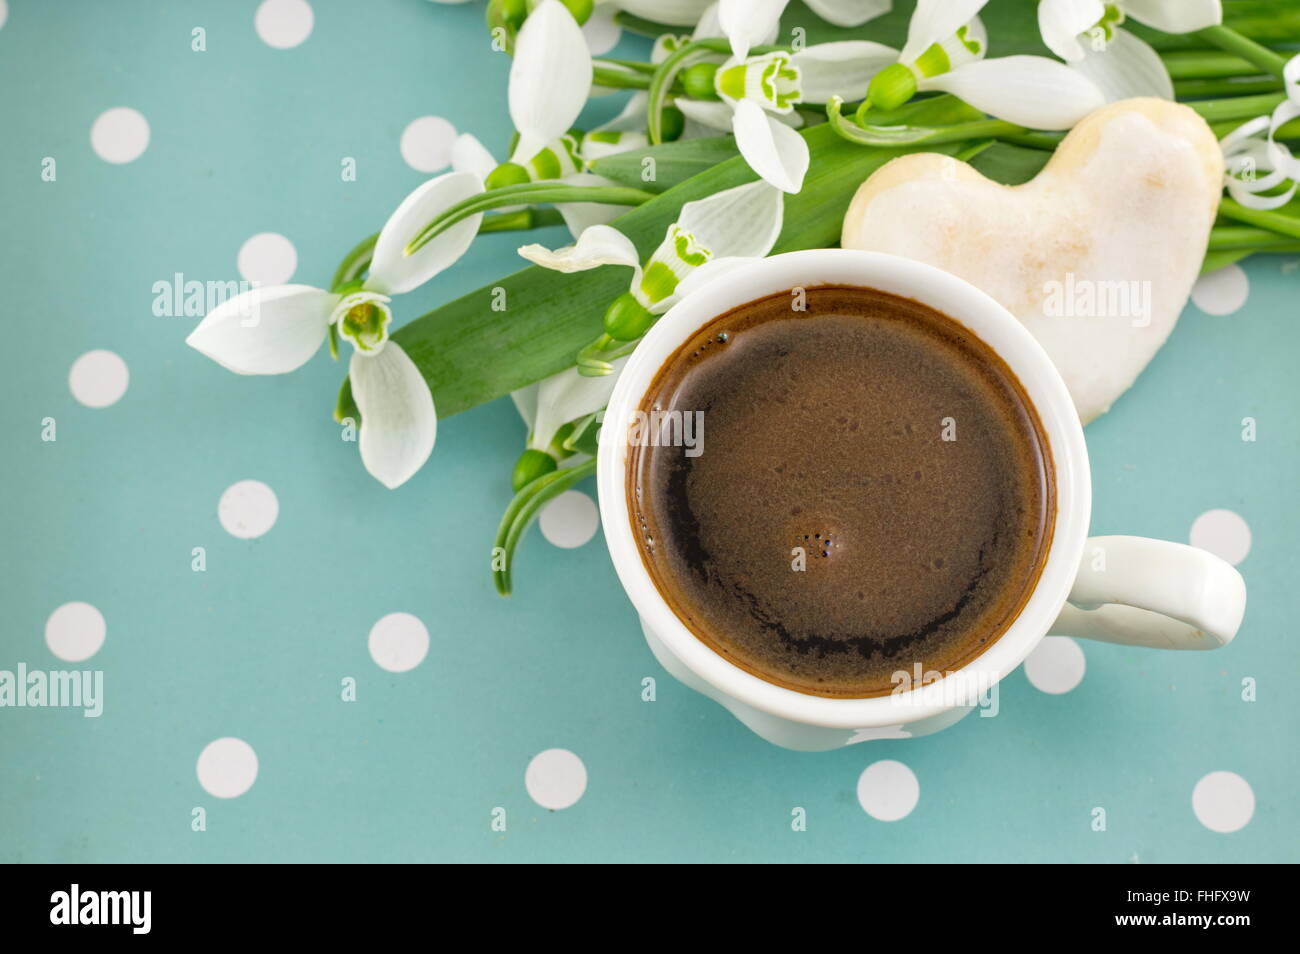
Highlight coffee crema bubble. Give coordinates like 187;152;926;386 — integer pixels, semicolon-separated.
627;285;1055;698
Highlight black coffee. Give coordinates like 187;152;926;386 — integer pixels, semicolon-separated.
628;286;1055;698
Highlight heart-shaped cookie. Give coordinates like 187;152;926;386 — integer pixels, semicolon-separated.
842;99;1224;423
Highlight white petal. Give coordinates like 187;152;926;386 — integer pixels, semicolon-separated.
921;56;1106;130
1037;0;1104;62
509;0;593;164
718;0;787;61
1070;28;1173;102
615;0;714;27
511;383;540;429
186;285;334;375
677;176;785;259
366;171;484;296
1123;0;1222;34
591;92;651;134
579;132;650;163
351;343;436;489
529;358;629;451
791;41;899;103
901;0;990;64
580;93;652;161
450;132;497;182
805;0;892;28
730;99;809;193
555;172;627;237
675;97;738;132
518;224;642;275
688;3;720;40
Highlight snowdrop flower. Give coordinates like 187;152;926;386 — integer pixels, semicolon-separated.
676;43;898;192
520;178;783;322
1037;0;1222;101
509;356;629;486
187;172;483;488
508;0;594;165
518;179;784;371
673;1;897;192
860;0;1106;130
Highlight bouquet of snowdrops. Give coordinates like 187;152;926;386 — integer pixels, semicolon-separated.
185;0;1300;592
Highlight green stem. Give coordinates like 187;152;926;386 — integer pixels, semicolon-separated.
1161;50;1262;80
1198;245;1300;274
593;65;653;91
953;139;996;163
998;130;1064;151
1208;225;1300;250
1175;76;1283;98
692;39;788;57
1200;248;1255;273
1195;25;1292;79
405;183;657;255
644;38;782;143
330;213;561;292
576;337;641;376
493;458;597;596
1186;92;1287;124
477;208;566;233
827;97;1021;147
647;40;709;145
1217;197;1300;239
329;233;378;292
595;57;656;75
575;334;616;375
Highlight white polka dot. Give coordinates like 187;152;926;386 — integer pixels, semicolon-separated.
526;749;587;810
69;350;129;408
237;232;297;286
582;7;622;55
218;480;279;539
1190;508;1251;565
196;738;259;798
1191;263;1250;315
1023;636;1086;694
255;0;313;49
90;107;149;164
0;1;8;31
1192;771;1254;833
856;759;919;821
367;612;429;673
45;602;106;662
400;116;457;173
538;490;599;548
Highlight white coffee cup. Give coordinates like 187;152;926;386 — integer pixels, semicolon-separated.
597;249;1246;751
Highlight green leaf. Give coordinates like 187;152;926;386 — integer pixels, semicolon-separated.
967;142;1050;185
590;137;741;193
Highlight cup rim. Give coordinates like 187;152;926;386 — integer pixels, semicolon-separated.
597;249;1091;729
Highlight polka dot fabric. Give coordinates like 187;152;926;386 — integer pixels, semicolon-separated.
0;1;1291;863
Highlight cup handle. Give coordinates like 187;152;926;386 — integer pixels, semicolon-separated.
1049;536;1246;650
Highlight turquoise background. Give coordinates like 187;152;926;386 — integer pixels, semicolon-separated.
1;0;1296;863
